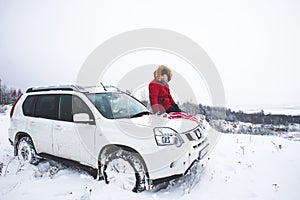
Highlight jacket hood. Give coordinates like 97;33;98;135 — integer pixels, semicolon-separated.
154;65;173;82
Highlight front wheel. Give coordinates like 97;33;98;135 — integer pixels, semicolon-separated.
102;149;146;192
17;136;39;165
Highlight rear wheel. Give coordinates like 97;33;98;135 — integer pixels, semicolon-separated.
17;136;39;165
102;148;146;192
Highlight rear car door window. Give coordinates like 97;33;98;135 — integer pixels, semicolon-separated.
35;95;59;120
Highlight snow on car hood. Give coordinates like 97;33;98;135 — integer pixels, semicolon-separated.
115;114;198;138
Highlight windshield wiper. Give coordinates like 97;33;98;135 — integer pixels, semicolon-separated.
130;111;151;118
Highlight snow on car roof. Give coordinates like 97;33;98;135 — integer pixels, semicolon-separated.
83;85;122;93
25;85;122;94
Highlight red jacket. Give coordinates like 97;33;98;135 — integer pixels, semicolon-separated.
149;65;175;113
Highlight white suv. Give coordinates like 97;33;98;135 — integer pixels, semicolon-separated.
8;85;209;192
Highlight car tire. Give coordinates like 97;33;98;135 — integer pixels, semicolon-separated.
17;136;39;165
102;148;146;192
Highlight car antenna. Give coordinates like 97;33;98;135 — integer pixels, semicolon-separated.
100;82;107;91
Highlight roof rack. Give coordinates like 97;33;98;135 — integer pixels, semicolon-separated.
26;85;87;93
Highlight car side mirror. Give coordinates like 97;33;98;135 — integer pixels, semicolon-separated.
73;113;94;125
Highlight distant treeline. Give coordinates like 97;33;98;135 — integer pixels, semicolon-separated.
180;102;300;125
0;79;22;105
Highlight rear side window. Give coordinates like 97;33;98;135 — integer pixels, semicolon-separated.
21;94;93;122
35;95;59;120
22;95;37;117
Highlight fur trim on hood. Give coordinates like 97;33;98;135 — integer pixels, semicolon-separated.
154;65;173;82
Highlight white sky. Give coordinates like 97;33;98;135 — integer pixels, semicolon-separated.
0;0;299;108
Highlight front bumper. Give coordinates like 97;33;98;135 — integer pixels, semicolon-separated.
146;138;209;189
151;159;200;186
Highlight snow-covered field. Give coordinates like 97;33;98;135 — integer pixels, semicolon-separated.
1;108;300;200
231;105;300;116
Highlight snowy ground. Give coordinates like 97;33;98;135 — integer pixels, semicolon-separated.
230;105;300;116
1;108;300;200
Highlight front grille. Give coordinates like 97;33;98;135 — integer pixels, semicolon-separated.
184;126;204;141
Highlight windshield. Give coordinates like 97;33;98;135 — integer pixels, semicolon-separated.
86;92;150;119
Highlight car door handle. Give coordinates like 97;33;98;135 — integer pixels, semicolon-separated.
54;125;62;131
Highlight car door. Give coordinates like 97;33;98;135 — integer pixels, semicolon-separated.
53;94;96;165
25;94;58;155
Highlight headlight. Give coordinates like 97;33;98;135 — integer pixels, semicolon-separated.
154;127;184;147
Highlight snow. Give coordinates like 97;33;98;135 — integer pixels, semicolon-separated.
210;120;300;139
1;107;300;200
230;105;300;116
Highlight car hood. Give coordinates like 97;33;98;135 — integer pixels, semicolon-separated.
115;114;198;138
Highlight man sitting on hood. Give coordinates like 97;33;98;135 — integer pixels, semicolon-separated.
149;65;181;114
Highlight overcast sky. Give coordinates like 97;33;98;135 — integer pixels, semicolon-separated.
0;0;299;109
